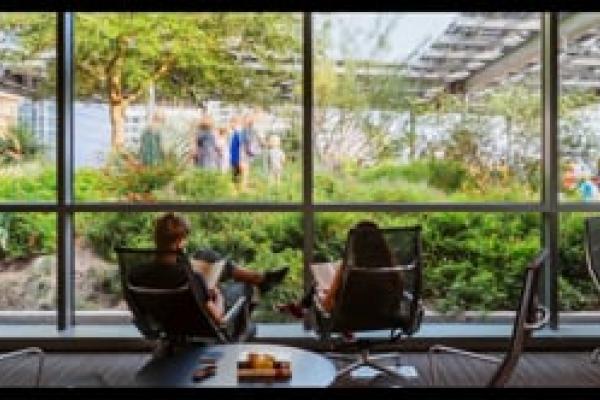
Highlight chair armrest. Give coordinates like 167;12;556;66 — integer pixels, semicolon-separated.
524;305;549;330
396;262;416;271
219;296;247;329
0;347;45;387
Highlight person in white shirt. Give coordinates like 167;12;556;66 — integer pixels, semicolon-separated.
267;134;286;185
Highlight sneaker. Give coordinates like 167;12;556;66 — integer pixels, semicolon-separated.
275;302;306;319
259;266;289;294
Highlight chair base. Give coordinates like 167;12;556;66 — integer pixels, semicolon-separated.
591;348;600;364
329;350;415;384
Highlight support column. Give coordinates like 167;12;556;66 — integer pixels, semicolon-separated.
302;12;314;330
542;12;559;330
57;12;75;330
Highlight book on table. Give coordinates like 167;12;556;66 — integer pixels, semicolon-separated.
310;260;342;295
190;258;227;289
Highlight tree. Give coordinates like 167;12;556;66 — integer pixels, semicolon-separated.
0;12;300;151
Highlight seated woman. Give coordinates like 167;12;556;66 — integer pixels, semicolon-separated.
276;220;394;323
129;212;288;325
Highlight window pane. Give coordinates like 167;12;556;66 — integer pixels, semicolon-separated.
0;213;56;319
559;212;600;311
315;212;540;317
559;13;600;202
314;12;541;202
74;212;302;323
0;13;57;202
74;13;302;202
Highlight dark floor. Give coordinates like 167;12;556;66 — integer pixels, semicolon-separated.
1;350;600;387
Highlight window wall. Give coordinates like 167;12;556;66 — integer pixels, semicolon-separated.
0;11;595;333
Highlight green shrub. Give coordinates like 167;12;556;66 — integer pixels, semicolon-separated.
0;164;55;201
0;213;55;259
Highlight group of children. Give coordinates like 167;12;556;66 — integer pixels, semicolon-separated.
194;112;286;192
137;110;287;193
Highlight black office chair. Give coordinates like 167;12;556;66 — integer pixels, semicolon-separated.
583;217;600;363
115;248;255;354
313;225;424;380
428;250;549;387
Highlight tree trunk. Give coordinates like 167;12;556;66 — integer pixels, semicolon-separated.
109;100;125;152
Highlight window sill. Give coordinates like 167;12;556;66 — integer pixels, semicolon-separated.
0;322;598;352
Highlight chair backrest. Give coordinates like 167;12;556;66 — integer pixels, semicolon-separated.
114;248;227;343
488;249;549;387
584;217;600;292
326;225;423;335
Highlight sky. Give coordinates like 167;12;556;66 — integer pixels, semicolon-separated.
314;13;458;64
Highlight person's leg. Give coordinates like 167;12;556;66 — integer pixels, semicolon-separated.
195;248;288;295
240;162;249;191
230;263;289;294
221;282;253;338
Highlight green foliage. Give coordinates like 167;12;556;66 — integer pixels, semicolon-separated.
0;213;55;259
0;124;45;164
0;164;55;201
173;169;235;200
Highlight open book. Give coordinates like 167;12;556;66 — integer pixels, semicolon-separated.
310;260;342;294
190;258;226;290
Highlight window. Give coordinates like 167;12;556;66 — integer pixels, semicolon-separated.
314;13;541;203
73;13;302;202
0;13;56;201
0;11;591;333
74;212;303;323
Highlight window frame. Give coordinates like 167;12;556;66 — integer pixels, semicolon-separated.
2;11;596;333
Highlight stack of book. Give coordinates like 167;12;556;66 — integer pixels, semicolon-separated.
237;352;292;380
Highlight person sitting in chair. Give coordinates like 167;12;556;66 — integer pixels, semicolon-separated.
276;221;395;325
129;212;288;325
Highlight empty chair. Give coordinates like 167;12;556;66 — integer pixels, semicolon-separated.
428;250;549;387
115;248;255;354
583;217;600;363
0;347;44;387
313;225;424;381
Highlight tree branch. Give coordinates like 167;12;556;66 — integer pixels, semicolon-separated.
123;58;174;105
77;60;106;81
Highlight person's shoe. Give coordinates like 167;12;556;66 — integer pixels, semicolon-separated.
275;302;306;319
259;266;289;294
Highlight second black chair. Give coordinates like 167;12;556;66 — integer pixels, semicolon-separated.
313;225;424;381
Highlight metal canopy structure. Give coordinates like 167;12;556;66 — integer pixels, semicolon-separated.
405;12;600;99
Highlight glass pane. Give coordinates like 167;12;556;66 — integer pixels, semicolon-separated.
314;12;541;202
74;212;302;323
74;13;302;202
559;212;600;311
0;13;57;201
0;213;56;318
315;212;540;317
559;13;600;202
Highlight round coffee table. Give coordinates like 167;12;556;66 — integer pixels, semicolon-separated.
136;343;337;387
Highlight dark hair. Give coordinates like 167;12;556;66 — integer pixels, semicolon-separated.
154;212;190;251
345;220;393;269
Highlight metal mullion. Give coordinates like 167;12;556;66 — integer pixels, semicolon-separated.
70;202;303;213
57;12;75;331
0;203;60;212
302;12;314;330
541;12;559;330
312;203;543;213
559;203;600;213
